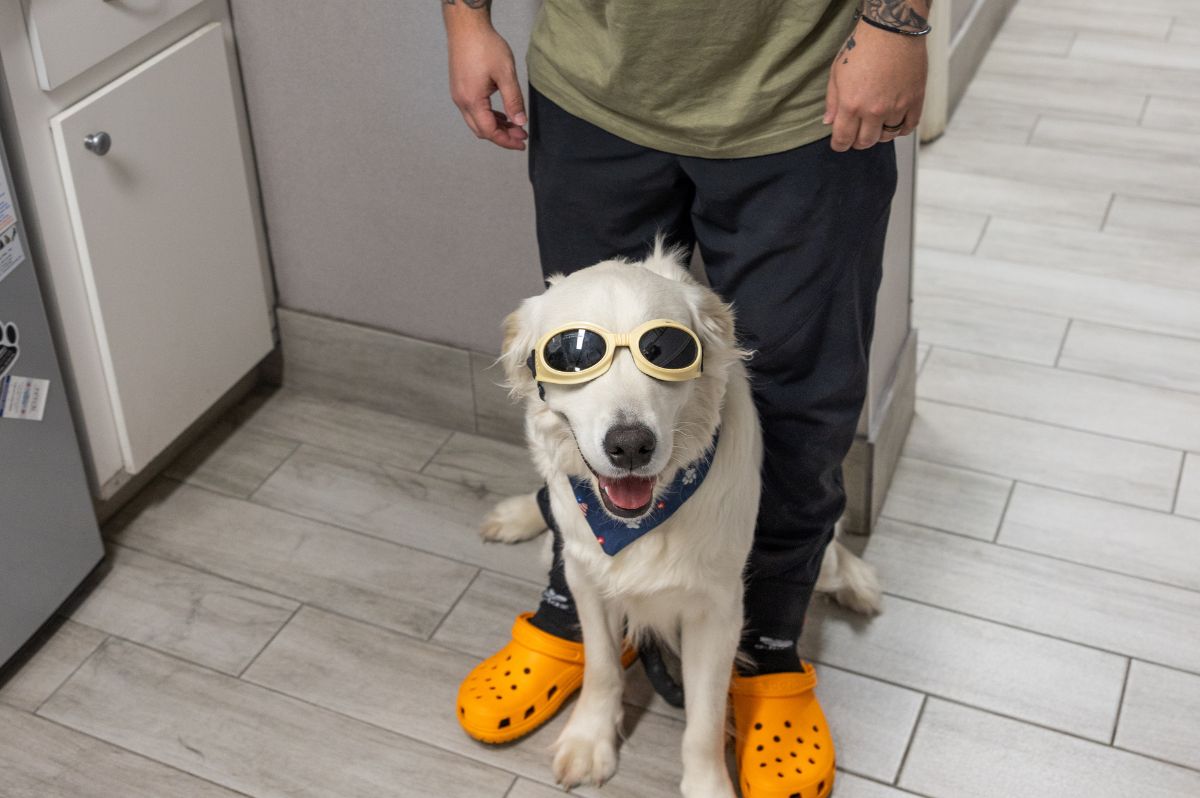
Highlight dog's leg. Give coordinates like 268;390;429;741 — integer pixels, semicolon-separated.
480;492;546;543
678;595;741;798
551;563;624;788
814;534;883;616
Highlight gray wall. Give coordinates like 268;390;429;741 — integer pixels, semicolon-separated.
231;1;543;354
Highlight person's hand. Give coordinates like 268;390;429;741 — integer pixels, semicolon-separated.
445;17;528;150
824;19;928;152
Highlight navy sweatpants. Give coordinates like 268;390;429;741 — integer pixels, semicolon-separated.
525;84;897;666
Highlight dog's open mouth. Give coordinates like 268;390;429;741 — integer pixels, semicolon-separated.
595;473;658;518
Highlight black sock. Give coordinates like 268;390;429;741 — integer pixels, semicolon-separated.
528;486;583;643
737;575;818;676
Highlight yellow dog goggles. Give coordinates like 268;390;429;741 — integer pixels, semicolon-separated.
531;320;703;385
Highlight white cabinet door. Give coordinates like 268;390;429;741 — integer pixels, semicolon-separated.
51;22;272;474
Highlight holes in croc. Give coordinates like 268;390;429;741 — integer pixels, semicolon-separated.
459;706;465;716
789;794;801;798
784;720;792;728
808;757;816;765
773;735;781;743
819;780;825;792
498;718;511;729
511;685;517;691
754;723;763;730
756;745;764;752
547;685;558;700
524;667;531;674
524;706;536;719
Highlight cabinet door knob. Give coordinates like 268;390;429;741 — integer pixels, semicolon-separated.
84;132;112;156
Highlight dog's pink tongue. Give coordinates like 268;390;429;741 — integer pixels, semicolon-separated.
600;476;656;510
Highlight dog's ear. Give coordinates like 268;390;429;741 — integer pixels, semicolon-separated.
639;233;694;283
692;284;746;368
498;298;540;401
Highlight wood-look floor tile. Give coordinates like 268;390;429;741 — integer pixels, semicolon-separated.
810;665;924;782
1170;17;1200;45
992;20;1075;56
165;419;299;499
235;387;450;472
1009;3;1174;38
107;479;477;638
421;431;542;497
916;248;1200;341
1143;95;1200;131
0;620;106;712
277;308;476;432
40;638;513;798
914;206;988;253
880;456;1012;540
1001;483;1200;591
1059;321;1200;395
904;399;1180;511
1116;661;1200;772
963;73;1146;123
69;545;298;675
900;699;1200;798
918;347;1200;451
1032;116;1200;165
911;295;1067;365
834;772;922;797
943;98;1039;145
922;137;1200;205
979;49;1200;102
802;594;1126;741
0;703;245;798
1179;453;1200;520
253;444;550;583
244;606;686;798
1105;195;1200;244
869;519;1200;673
917;169;1110;230
1018;0;1195;15
1071;32;1200;71
976;218;1200;293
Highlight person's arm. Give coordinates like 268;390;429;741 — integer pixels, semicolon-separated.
442;0;528;151
824;0;931;152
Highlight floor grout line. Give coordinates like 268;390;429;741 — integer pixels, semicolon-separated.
238;603;303;679
990;480;1017;543
1052;317;1072;367
1110;657;1133;745
892;694;927;786
427;569;484;642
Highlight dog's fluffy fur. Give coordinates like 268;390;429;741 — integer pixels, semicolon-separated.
483;240;880;796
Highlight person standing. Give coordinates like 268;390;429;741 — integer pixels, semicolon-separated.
441;1;929;795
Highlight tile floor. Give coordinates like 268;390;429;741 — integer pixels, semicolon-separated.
5;1;1200;795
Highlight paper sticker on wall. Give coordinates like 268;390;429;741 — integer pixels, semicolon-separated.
0;227;26;285
0;167;24;285
0;375;50;422
0;321;18;379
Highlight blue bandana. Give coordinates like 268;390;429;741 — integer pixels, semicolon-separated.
569;432;719;556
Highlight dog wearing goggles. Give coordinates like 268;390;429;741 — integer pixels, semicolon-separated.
482;238;879;796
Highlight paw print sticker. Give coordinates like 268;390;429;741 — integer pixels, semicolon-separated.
0;321;17;379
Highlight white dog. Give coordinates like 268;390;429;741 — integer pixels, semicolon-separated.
483;240;880;797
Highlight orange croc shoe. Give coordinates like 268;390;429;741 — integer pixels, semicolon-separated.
456;612;637;744
730;665;835;798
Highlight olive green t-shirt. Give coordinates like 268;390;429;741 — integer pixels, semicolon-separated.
527;0;857;159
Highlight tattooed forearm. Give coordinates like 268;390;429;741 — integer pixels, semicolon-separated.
443;0;491;8
861;0;930;33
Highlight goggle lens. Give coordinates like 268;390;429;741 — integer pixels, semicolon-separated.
543;328;608;373
639;326;699;369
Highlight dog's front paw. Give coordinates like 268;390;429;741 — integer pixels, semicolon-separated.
551;728;619;788
480;493;547;544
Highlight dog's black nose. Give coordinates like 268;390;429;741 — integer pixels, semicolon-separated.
604;424;656;470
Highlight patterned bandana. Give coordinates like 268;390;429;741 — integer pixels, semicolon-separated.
569;431;719;556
